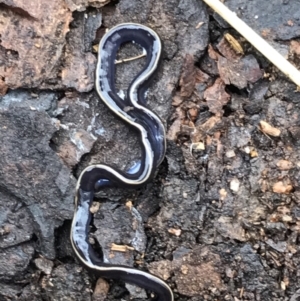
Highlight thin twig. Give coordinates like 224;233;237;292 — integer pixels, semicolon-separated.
115;53;146;64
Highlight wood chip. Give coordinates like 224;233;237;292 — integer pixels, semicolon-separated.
168;228;182;236
92;44;99;53
217;37;241;60
172;95;184;107
282;215;293;222
259;120;281;137
290;40;300;56
93;278;110;301
188;107;199;121
276;160;293;170
204;78;230;115
208;44;219;60
277;206;290;215
225;150;235;158
230;178;240;192
195;22;205;29
195;68;211;84
282;277;290;286
180;264;189;274
192;116;222;142
179;54;196;98
244;146;251;154
0;77;8;96
191;142;205;151
272;181;293;194
219;188;227;201
250;148;258;157
239;287;245;298
125;200;133;211
111;243;134;252
224;33;244;54
90;201;100;214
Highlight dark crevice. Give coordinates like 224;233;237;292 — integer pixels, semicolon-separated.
223;104;235;117
225;84;249;97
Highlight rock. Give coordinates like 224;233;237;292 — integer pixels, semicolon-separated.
0;108;75;258
225;0;300;41
238;244;276;294
148;259;172;281
65;0;110;12
0;1;72;90
93;202;146;265
0;282;22;300
92;278;110;301
34;257;54;275
61;11;101;92
0;89;58;112
0;190;34;248
0;243;34;280
42;264;92;301
218;55;263;89
172;246;225;297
